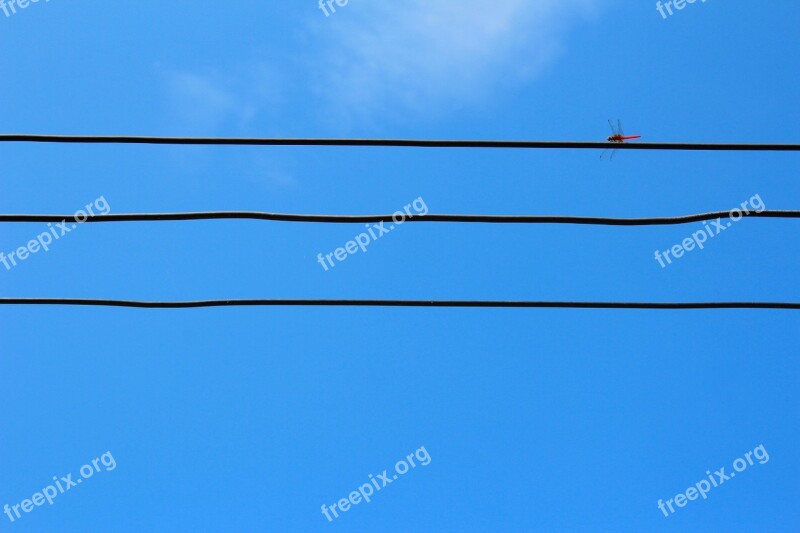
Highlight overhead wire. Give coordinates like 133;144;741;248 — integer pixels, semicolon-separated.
2;209;800;226
1;134;799;151
2;298;799;310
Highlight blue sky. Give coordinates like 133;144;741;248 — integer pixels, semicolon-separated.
1;1;799;531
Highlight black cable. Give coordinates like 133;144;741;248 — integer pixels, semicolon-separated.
1;134;799;151
1;298;798;309
2;210;799;226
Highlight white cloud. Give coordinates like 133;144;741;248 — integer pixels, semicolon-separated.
313;0;599;120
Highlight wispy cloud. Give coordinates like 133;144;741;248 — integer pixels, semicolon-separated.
157;64;294;189
159;1;599;132
160;64;281;134
311;0;599;121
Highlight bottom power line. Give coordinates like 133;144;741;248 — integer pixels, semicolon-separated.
1;298;799;310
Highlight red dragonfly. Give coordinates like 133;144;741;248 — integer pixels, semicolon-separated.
601;120;641;159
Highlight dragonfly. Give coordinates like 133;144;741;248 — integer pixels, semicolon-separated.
601;120;641;159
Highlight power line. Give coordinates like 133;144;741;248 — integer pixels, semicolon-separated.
1;134;799;151
2;210;799;226
1;298;799;310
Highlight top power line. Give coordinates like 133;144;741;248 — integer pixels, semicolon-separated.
0;134;799;151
